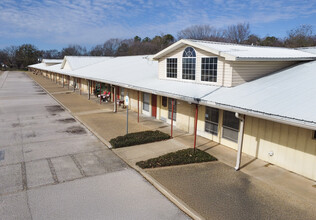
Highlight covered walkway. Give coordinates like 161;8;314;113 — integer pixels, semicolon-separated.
28;71;316;219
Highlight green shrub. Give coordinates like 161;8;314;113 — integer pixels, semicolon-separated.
110;130;170;148
136;148;217;168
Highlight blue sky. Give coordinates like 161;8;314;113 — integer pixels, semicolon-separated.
0;0;315;50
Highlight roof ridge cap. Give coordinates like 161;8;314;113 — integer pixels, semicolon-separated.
187;39;304;51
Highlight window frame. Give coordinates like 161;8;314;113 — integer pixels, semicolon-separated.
222;111;240;142
166;58;177;78
162;96;167;107
313;131;316;140
201;57;218;82
182;47;196;80
120;87;124;99
168;98;177;121
205;107;219;135
143;93;150;112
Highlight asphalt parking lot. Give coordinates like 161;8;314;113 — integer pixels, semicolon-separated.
0;71;189;220
147;162;316;220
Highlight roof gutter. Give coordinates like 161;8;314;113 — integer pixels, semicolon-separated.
199;100;316;131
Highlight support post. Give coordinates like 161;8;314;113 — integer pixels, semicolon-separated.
171;99;174;138
113;86;117;112
68;76;70;90
193;104;199;152
79;78;81;95
137;91;139;123
62;75;64;87
126;92;129;134
90;81;93;96
73;77;75;92
88;80;90;100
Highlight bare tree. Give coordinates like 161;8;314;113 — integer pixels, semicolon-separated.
2;46;18;68
103;38;121;56
178;24;224;41
61;45;87;57
41;49;61;59
260;36;284;47
284;24;315;47
224;22;250;44
244;34;261;45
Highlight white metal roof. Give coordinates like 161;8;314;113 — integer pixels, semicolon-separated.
202;61;316;128
297;47;316;55
61;56;112;70
70;55;219;100
28;55;316;129
153;39;316;61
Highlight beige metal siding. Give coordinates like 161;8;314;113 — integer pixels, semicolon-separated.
63;61;72;70
231;61;297;86
243;116;316;181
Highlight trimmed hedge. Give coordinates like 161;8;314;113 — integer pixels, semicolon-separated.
136;148;217;168
110;130;170;148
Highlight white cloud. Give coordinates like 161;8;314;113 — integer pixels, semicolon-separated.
0;0;315;49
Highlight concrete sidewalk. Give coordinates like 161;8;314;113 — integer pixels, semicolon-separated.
28;72;316;219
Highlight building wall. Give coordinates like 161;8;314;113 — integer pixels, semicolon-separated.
157;45;230;87
231;61;297;86
38;71;316;181
197;106;238;149
243;116;316;181
63;61;72;70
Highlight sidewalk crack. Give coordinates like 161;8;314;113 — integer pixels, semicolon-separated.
47;158;59;184
70;155;86;177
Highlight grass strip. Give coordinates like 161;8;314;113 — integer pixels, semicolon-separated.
136;148;217;168
110;130;170;148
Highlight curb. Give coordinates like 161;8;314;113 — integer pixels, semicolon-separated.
28;72;203;220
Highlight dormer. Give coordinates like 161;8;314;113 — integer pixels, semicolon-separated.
60;56;112;71
41;59;63;67
153;39;316;87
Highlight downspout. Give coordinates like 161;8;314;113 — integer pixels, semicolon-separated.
235;113;245;171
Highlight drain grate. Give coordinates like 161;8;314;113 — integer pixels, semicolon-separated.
0;150;5;161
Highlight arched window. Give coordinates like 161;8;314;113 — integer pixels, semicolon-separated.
182;47;196;80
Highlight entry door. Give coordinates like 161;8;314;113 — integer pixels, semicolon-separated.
152;94;157;118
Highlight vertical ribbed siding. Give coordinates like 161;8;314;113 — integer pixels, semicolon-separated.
231;61;297;86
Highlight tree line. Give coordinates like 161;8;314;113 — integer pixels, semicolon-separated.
1;23;315;69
